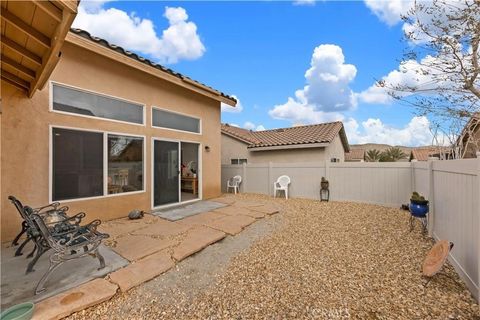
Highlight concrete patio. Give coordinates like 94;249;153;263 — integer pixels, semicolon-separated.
2;196;279;320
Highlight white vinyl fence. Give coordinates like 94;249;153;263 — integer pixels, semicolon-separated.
222;159;479;301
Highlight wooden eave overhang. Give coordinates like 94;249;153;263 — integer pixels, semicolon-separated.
1;0;78;97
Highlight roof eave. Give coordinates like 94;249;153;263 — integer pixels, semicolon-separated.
248;142;330;151
221;130;255;145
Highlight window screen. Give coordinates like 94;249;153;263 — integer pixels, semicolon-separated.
52;128;104;201
108;135;144;194
52;84;144;124
152;108;200;133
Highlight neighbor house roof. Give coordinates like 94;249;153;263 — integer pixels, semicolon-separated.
345;149;365;161
410;146;452;161
67;29;237;106
221;122;350;152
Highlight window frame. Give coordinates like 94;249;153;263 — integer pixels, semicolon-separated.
230;158;247;165
151;106;202;135
49;125;146;203
49;81;146;127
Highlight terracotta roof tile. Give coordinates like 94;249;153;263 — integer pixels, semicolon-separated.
411;147;451;161
69;29;236;104
345;149;365;161
221;122;349;151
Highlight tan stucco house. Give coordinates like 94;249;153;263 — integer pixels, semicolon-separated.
221;122;349;165
1;8;236;242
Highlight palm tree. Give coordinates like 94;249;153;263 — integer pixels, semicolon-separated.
380;147;407;162
365;149;382;162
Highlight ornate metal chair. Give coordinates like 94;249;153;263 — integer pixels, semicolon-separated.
27;206;109;294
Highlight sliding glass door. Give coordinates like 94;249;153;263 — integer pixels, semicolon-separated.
153;140;180;207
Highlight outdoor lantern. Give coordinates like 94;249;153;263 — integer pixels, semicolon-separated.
320;177;330;202
205;145;211;152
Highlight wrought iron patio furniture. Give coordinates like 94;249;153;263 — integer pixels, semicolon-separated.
27;206;109;294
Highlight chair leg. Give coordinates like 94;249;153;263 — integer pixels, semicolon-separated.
95;249;106;270
12;222;27;246
285;189;288;200
15;236;31;256
274;189;276;198
26;245;47;273
35;259;63;295
27;244;37;259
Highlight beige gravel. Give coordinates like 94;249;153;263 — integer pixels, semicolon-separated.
67;194;479;320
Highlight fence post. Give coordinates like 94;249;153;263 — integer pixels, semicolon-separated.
427;158;435;237
477;152;480;303
268;162;272;196
242;162;247;193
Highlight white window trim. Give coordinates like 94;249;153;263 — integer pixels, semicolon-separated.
49;81;147;127
151;137;202;210
151;106;202;135
49;125;147;203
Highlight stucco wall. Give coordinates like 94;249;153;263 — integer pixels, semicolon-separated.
221;134;250;164
221;133;347;164
1;41;222;242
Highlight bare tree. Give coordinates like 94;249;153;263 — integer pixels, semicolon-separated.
378;0;480;157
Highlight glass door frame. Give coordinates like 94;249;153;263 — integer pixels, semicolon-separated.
151;137;202;210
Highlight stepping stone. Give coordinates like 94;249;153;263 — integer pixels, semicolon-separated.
214;206;265;219
32;278;117;320
231;200;266;208
250;204;280;215
131;219;188;237
206;215;256;236
211;197;237;205
98;215;157;238
176;211;226;228
172;226;226;261
109;250;174;292
112;235;175;261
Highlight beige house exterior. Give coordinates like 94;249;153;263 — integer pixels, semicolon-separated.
1;29;236;242
221;122;349;165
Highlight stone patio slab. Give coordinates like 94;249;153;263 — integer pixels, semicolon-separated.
111;235;175;262
205;215;257;236
249;204;280;215
213;206;266;219
109;250;174;292
210;197;237;205
31;278;118;320
176;211;227;228
1;244;127;310
152;201;227;221
98;214;157;238
231;200;266;208
131;219;188;237
172;226;226;261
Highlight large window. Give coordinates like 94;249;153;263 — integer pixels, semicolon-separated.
152;108;200;133
52;128;104;201
51;83;144;125
52;127;144;201
108;135;144;194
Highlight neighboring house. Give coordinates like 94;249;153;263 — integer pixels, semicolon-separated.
221;122;349;164
1;22;236;241
345;149;365;162
455;113;480;158
410;146;453;161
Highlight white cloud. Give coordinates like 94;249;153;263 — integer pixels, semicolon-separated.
364;0;414;26
244;122;265;131
344;116;434;146
293;0;316;6
269;44;357;125
73;4;205;64
221;95;243;113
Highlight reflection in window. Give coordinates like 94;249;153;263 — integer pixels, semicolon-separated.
108;135;144;194
152;108;200;133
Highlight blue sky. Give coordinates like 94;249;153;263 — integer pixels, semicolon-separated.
73;0;435;146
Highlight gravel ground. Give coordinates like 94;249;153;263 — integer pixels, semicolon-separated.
68;194;479;320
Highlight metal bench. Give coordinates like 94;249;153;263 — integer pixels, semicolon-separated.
26;206;109;294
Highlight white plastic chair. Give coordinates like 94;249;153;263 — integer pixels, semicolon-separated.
227;175;242;194
274;175;291;199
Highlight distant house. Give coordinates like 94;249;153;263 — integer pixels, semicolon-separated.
410;146;452;161
455;113;480;158
221;122;349;164
345;149;365;162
